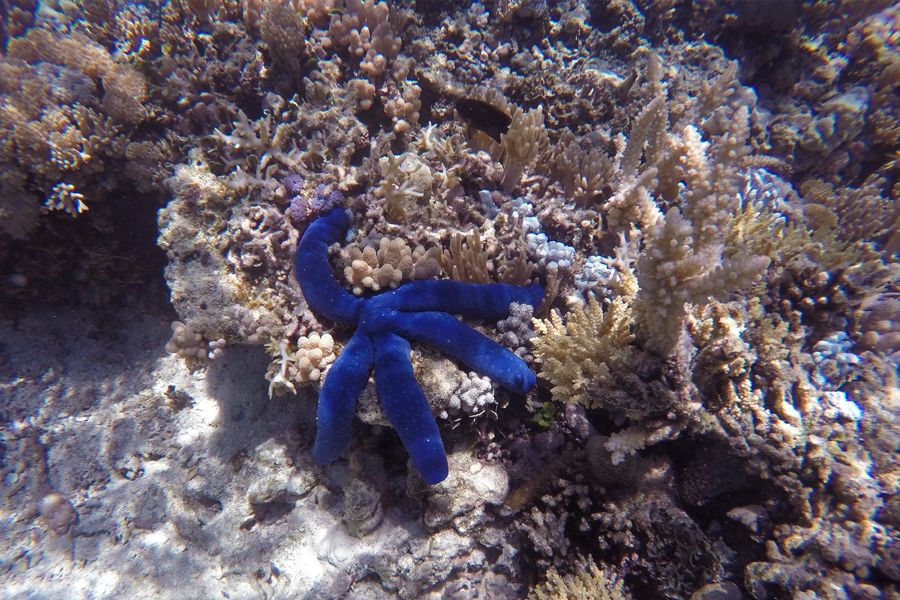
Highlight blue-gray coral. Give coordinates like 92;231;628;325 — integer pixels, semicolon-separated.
296;207;543;484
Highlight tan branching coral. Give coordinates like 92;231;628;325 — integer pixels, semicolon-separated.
548;132;614;207
340;237;441;295
440;228;491;284
528;559;632;600
636;208;769;356
629;107;770;356
45;182;89;217
384;79;422;134
531;294;635;408
499;105;548;193
377;150;434;222
165;321;226;362
0;25;156;239
327;0;400;77
799;175;899;250
260;1;309;74
347;78;376;110
8;28;148;125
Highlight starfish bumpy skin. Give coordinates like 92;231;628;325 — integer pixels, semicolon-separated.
296;207;543;484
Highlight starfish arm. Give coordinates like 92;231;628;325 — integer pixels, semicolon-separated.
295;207;363;325
312;332;374;465
377;280;543;320
388;310;537;394
373;332;449;484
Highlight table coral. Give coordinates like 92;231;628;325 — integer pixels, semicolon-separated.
295;207;543;484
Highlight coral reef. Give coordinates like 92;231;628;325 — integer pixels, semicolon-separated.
2;0;898;598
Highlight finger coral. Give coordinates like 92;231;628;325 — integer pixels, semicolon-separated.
340;236;441;295
327;0;400;77
265;332;337;397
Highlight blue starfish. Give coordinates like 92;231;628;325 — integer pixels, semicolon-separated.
295;207;543;484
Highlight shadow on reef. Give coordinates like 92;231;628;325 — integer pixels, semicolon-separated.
1;187;172;317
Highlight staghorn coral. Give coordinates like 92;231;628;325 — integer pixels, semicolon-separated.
499;105;549;193
627;107;771;356
44;182;89;217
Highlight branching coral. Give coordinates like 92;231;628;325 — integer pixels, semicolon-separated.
165;321;226;362
440;228;492;284
259;1;309;75
326;0;400;77
531;295;635;408
44;182;89;217
800;175;900;252
627;108;770;356
547;131;614;207
265;332;337;397
0;24;159;239
500;105;549;193
377;150;435;222
528;559;632;600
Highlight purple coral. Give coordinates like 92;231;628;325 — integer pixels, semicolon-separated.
282;173;305;196
287;182;345;228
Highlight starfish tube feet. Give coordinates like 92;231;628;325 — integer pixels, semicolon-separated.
373;333;449;484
